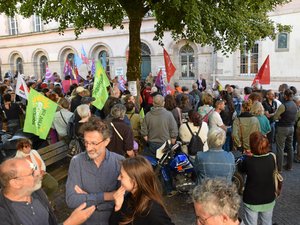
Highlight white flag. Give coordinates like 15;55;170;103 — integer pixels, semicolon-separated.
15;74;29;100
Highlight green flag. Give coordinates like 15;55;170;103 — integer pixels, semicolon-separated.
23;88;58;140
139;108;145;119
92;60;110;110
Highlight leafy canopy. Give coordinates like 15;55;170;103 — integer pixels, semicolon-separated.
1;0;291;79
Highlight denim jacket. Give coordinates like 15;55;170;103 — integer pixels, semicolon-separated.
194;149;235;184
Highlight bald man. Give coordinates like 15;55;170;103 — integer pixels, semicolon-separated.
0;158;95;225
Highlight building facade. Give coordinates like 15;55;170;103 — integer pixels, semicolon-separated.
0;0;300;90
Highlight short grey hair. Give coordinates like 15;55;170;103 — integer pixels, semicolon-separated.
110;103;126;119
250;101;264;116
207;127;226;149
77;104;91;119
153;94;165;107
192;179;240;222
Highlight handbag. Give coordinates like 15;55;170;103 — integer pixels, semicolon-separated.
270;152;283;197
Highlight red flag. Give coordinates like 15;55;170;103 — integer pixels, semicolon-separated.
252;55;270;85
163;49;176;83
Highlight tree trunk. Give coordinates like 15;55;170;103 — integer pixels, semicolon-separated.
127;16;142;81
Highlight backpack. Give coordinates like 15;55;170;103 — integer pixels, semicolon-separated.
67;113;76;139
186;122;204;156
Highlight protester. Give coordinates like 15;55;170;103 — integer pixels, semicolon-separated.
196;74;207;92
164;94;182;128
0;158;95;225
2;93;23;134
192;179;243;225
179;110;209;155
14;138;58;202
107;104;135;157
238;131;276;225
232;101;260;151
109;156;175;225
52;97;74;141
194;127;235;184
250;101;271;136
66;116;124;225
273;89;297;171
209;99;227;131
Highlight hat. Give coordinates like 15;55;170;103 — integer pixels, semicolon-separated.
81;96;96;104
150;86;158;94
76;86;85;93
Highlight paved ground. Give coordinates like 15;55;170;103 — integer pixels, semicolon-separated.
53;158;300;225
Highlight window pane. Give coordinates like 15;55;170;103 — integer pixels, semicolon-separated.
40;56;48;76
16;57;23;74
278;33;288;49
180;45;194;78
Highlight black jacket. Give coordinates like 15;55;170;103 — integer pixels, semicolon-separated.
109;193;174;225
0;189;58;225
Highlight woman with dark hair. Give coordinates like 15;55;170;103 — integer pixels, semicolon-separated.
239;131;276;225
178;94;193;113
164;94;182;127
244;87;252;101
179;110;209;155
220;92;235;152
109;156;174;225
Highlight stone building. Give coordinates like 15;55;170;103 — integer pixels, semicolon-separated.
0;0;300;90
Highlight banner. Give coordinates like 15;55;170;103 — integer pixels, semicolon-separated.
163;48;176;83
155;69;167;96
23;89;58;140
45;65;55;82
92;61;110;110
252;55;270;85
15;74;29;100
62;79;78;94
81;46;89;64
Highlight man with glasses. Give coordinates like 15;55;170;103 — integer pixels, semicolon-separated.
0;158;95;225
66;116;124;225
192;179;244;225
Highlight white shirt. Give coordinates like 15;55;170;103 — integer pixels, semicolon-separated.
209;111;224;129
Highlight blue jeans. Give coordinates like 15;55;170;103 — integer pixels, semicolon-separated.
223;126;233;152
276;126;294;171
243;204;273;225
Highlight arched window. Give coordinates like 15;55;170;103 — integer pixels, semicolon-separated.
40;56;48;76
180;45;195;78
140;43;151;80
16;57;23;74
141;43;151;56
98;50;110;74
67;53;75;68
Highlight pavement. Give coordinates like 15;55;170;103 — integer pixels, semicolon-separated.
53;158;300;225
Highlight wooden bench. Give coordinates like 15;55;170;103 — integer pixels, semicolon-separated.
39;140;70;181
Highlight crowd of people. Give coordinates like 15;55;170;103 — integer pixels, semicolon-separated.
0;70;299;225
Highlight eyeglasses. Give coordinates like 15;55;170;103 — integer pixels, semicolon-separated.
83;139;106;147
196;215;214;225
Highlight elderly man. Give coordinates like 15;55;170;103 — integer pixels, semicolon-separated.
194;127;235;184
66;116;124;225
193;179;243;225
0;158;95;225
141;94;178;158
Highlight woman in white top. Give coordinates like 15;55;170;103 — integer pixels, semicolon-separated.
179;110;209;155
14;138;58;201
